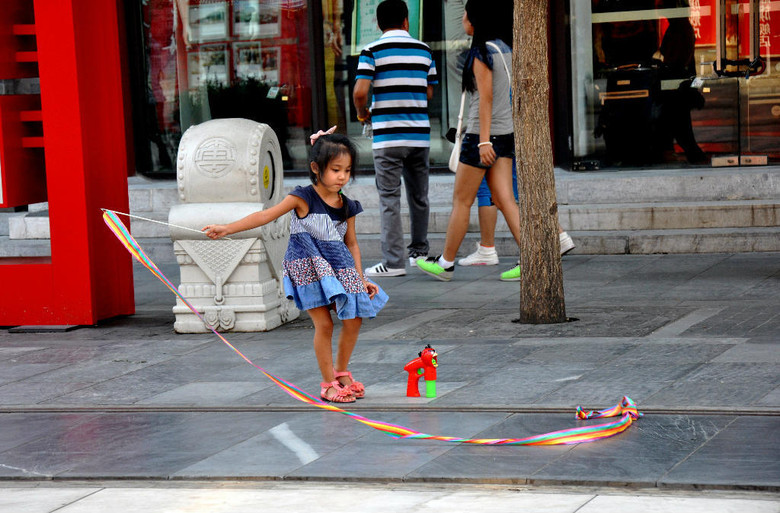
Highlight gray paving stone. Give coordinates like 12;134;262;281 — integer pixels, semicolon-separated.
174;412;354;478
0;380;100;405
0;412;264;478
712;343;780;363
0;362;68;385
138;382;271;406
646;363;780;407
661;417;780;489
757;386;780;408
407;414;577;482
529;415;733;487
0;253;778;489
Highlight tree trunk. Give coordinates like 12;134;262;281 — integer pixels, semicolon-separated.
513;0;567;323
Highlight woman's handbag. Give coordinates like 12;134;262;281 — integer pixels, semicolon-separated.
448;91;467;172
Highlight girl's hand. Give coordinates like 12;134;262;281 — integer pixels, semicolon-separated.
202;224;229;239
364;280;378;299
479;143;496;167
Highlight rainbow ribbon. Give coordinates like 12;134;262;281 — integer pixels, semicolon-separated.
102;209;642;445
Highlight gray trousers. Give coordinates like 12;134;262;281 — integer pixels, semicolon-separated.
372;146;430;269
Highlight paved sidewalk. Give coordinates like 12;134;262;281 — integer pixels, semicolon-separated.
2;482;778;513
0;253;778;493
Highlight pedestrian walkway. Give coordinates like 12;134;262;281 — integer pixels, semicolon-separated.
0;253;778;494
1;482;778;513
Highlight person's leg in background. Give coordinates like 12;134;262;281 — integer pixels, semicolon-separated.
458;177;499;266
402;147;431;264
459;163;521;266
365;147;407;277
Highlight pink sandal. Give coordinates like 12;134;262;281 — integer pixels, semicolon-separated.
334;370;365;399
320;380;355;403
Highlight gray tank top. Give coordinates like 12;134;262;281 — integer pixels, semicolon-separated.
465;40;512;136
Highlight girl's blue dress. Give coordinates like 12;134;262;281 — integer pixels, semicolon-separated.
282;185;388;320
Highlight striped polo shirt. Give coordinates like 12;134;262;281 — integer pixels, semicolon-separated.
356;29;438;149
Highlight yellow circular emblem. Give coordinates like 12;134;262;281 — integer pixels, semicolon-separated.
263;165;270;189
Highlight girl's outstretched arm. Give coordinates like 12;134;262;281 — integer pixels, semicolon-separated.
202;194;305;239
344;216;377;299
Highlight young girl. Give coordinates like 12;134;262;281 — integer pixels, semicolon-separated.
202;130;388;403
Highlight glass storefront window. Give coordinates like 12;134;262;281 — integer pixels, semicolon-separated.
136;0;314;175
569;0;779;170
319;0;460;170
133;0;468;175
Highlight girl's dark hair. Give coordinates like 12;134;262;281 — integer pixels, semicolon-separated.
309;133;358;222
462;0;514;92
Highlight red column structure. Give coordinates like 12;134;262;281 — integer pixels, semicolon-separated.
0;1;45;208
0;0;135;325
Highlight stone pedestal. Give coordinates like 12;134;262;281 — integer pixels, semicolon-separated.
168;119;299;333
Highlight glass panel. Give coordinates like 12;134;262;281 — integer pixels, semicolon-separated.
320;0;451;169
739;0;780;162
572;0;727;168
138;0;314;175
136;1;458;174
570;0;779;169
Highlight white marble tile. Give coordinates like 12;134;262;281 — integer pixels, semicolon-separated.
5;484;779;513
580;494;780;513
0;488;101;513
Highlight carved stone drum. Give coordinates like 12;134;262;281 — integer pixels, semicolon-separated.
168;119;299;332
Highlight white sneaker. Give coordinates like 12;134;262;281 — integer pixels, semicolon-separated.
458;242;499;266
408;252;427;266
560;232;575;255
364;262;406;277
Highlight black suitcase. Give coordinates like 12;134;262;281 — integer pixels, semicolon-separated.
595;64;660;165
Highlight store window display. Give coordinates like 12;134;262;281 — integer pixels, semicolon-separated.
135;0;314;175
133;0;456;175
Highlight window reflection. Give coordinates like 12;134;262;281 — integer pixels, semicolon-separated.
136;0;457;175
320;0;450;169
138;0;312;175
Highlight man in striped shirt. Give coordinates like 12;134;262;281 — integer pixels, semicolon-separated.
353;0;438;277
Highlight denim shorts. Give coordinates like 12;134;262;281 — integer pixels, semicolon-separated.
459;133;515;169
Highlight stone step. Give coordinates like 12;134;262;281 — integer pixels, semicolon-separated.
126;167;780;211
555;167;780;204
560;199;779;231
4;227;779;264
358;227;780;257
8;199;778;239
0;212;26;236
0;236;51;258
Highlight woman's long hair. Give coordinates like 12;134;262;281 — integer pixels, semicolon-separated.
462;0;514;92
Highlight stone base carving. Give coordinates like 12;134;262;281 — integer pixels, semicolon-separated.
168;120;298;333
171;238;299;333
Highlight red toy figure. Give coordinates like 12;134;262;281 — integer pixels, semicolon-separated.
404;344;438;398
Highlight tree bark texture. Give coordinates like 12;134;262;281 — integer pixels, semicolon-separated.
513;0;567;323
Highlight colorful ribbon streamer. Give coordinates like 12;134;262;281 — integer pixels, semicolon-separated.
102;209;642;445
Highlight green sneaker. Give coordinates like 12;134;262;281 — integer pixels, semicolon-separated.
499;264;521;282
416;255;454;281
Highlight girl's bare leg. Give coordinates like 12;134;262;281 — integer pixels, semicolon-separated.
335;317;362;387
485;157;522;248
478;205;498;247
307;306;336;384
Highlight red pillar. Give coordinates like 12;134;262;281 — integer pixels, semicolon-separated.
0;0;134;325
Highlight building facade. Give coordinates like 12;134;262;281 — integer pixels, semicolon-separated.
0;0;777;325
126;0;779;177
